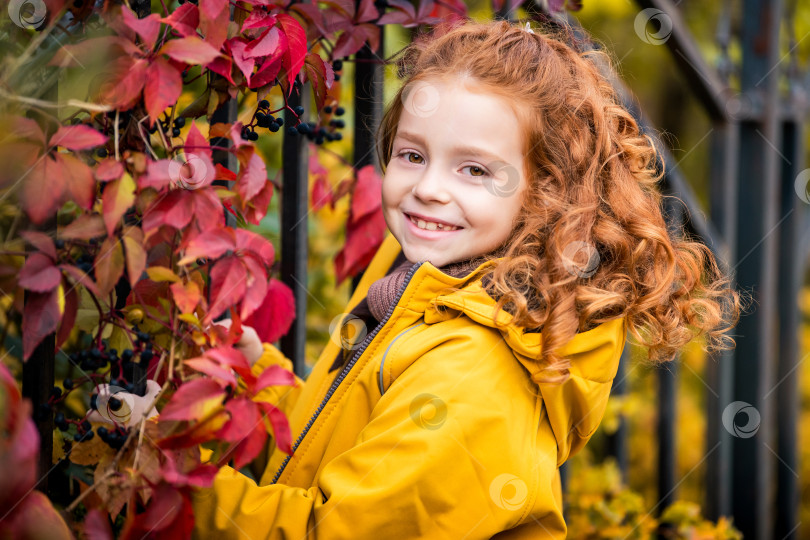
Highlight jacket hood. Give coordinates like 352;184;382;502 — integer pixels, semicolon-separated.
418;257;627;467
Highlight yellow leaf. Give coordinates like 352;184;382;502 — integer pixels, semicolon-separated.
146;266;181;283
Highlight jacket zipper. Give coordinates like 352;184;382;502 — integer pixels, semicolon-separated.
269;261;423;485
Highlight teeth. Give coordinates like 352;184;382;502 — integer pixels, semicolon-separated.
409;215;459;231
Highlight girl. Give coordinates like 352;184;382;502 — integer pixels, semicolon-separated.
127;17;742;538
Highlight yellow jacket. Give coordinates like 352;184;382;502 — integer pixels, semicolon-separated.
191;232;627;539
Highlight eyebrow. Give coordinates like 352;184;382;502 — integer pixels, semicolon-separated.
394;130;507;164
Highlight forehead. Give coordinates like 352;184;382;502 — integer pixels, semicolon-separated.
396;77;527;160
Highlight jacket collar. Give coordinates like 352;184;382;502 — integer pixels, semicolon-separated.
404;256;627;467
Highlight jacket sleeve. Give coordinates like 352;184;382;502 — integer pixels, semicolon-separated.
190;341;554;539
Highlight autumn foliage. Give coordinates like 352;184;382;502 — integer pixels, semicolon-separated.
0;0;574;536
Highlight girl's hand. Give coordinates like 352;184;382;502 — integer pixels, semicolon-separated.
87;379;161;429
212;319;264;368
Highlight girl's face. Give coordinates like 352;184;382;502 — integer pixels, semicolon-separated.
382;76;528;267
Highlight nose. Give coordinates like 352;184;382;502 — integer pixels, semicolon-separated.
411;162;451;204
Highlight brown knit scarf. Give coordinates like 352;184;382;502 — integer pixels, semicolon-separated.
327;254;489;374
366;257;483;321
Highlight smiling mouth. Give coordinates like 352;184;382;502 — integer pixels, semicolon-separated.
405;213;462;232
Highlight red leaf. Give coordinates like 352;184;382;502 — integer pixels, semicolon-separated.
236;148;267;202
243;278;295;344
248;52;283;89
19;231;56;260
245;26;280;58
229;121;250;149
159;36;221;65
183;357;237;386
335;205;386;285
145;58;183;125
161;378;226;421
60;264;101;297
311;174;333;213
204;346;253;382
142;190;194;232
4;491;72;540
216;397;259;442
276;13;307;89
226;38;255;83
59;214;105;241
22;286;60;362
332;24;377;59
105;57;149;110
199;0;227;20
198;6;228;52
161;4;199;37
20;155;64;225
289;4;329;36
139;159;172;191
162;458;219;488
239;255;267;321
356;0;380;22
190;188;226;232
234;229;275;266
255;365;297;393
178;228;235;265
243;177;274;225
94;237;125;298
242;11;276;31
57;153;96;211
95;158;124;183
121;4;161;47
169;280;201;314
19;253;60;292
56;284;78;350
49;125;107;151
84;508;113;540
123;485;194;539
301;53;334;110
101;173;136;236
205;256;247;323
350;164;382;224
9;115;46;145
205;55;235;85
214;163;237;182
229;423;267;470
122;230;146;288
257;401;293;455
185;122;211;162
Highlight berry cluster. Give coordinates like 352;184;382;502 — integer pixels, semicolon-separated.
242;99;285;140
40;331;155;451
285;104;345;145
148;115;186;138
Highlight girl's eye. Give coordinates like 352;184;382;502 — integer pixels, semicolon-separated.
400;151;424;164
462;165;489;177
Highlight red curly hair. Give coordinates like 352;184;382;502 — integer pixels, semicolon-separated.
376;17;745;385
